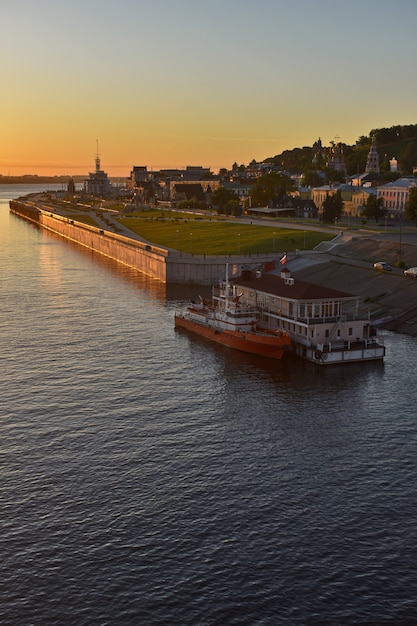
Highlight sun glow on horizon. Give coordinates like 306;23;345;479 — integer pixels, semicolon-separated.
2;1;417;179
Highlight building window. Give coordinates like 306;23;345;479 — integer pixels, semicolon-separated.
325;329;329;338
349;327;353;335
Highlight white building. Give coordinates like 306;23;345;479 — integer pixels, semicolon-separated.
233;268;385;365
377;176;417;214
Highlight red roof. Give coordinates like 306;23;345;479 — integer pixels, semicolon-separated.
234;273;355;301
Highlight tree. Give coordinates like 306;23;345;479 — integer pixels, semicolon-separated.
401;143;417;174
405;186;417;224
362;194;385;223
322;190;343;224
225;199;242;217
303;170;324;187
211;186;239;213
249;172;294;206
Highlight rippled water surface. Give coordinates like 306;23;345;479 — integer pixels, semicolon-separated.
2;185;417;625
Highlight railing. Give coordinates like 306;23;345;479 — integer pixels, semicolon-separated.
317;337;384;353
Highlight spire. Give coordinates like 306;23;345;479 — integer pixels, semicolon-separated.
95;139;101;173
365;135;380;175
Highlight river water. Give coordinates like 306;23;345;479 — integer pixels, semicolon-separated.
1;185;417;625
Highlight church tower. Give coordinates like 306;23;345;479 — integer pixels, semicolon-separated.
326;136;347;176
365;135;380;174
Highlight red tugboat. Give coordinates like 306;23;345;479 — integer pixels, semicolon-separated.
175;265;291;359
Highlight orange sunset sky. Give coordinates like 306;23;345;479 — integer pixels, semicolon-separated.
2;0;417;177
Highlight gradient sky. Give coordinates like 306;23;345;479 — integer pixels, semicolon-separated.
2;0;417;176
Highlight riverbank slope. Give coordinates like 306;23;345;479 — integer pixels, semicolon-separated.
290;237;417;336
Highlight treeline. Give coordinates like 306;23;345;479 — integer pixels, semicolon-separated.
0;175;86;184
267;124;417;177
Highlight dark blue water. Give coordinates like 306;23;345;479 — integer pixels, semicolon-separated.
2;185;417;625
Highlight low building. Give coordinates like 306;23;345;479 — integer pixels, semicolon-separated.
311;185;339;213
127;166;150;189
346;188;377;217
233;267;385;365
171;183;207;204
377;176;417;215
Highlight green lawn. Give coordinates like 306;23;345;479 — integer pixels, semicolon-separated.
72;214;101;227
116;216;333;255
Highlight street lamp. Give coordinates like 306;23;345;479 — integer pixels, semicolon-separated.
273;231;276;252
303;230;306;249
189;232;192;254
176;230;179;250
238;233;240;254
399;214;402;260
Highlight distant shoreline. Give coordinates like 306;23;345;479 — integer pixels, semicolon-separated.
0;175;87;184
0;175;125;185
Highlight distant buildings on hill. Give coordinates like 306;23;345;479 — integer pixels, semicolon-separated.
76;136;416;221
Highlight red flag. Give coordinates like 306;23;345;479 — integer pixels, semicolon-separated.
280;253;287;265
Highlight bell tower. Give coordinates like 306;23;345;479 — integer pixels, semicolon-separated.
365;135;380;174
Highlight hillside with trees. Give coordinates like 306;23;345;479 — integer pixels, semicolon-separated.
265;124;417;178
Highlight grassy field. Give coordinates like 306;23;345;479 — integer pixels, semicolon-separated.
71;214;101;227
116;214;333;255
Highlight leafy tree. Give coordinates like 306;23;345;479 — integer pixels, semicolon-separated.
326;168;345;184
405;186;417;224
249;172;294;206
362;194;385;223
303;170;325;187
401;142;417;173
267;146;313;171
177;199;207;211
344;144;369;175
211;186;238;212
225;199;242;217
322;190;343;224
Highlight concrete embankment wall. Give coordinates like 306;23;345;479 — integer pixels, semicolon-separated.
10;200;169;282
165;256;274;284
10;200;280;284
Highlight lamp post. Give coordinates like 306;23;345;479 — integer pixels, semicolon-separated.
176;230;179;250
399;213;402;260
189;232;192;254
237;233;241;254
273;231;276;252
304;230;306;249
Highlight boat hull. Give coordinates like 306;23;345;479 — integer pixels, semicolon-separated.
175;313;290;359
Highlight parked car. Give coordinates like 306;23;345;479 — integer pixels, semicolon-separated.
373;261;392;271
404;267;417;278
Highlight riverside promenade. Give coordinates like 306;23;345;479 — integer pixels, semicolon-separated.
10;193;417;333
9;195;284;285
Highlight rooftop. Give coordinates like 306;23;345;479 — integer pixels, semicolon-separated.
233;272;355;301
